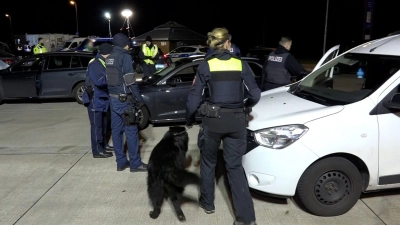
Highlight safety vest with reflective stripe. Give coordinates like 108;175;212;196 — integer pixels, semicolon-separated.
89;58;106;68
142;44;158;64
207;57;244;107
33;44;47;54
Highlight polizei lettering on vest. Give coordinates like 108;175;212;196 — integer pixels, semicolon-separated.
268;56;283;62
106;58;114;65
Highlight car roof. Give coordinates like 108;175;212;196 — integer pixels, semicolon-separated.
28;52;94;57
177;45;208;48
348;35;400;56
178;56;259;63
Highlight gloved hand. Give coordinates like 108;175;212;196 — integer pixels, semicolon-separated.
185;119;194;129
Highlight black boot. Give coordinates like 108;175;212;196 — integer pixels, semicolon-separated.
93;152;113;158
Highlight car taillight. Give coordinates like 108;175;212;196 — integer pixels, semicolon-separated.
2;59;13;65
163;54;166;58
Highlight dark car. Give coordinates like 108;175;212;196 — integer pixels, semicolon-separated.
0;52;95;104
0;50;20;65
245;46;276;63
135;56;263;130
130;45;168;74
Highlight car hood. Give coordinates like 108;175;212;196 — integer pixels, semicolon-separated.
247;89;344;131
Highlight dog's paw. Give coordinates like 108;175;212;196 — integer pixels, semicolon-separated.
149;210;160;219
178;214;186;222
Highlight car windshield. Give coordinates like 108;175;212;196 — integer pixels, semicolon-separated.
63;42;72;48
144;59;190;83
293;53;400;106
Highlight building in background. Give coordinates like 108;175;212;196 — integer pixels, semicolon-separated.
132;21;207;53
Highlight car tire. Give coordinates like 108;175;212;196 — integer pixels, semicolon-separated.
72;82;85;105
136;64;143;74
296;157;362;217
137;106;149;130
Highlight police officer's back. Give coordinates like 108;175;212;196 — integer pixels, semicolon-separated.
186;28;260;225
262;36;308;91
106;33;147;172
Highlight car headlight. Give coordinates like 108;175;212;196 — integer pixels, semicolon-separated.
254;124;308;149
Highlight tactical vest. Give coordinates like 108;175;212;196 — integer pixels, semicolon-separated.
265;52;291;85
105;52;125;94
207;57;244;107
142;44;158;64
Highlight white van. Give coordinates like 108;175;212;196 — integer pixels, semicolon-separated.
243;35;400;217
60;37;86;51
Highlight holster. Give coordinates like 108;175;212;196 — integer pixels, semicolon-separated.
85;86;94;99
123;108;136;126
199;103;220;118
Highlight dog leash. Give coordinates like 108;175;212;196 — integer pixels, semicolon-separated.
173;125;197;136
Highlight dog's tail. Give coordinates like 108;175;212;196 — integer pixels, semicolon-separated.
166;170;200;187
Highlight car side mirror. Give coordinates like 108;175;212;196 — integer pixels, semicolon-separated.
383;93;400;110
166;78;176;86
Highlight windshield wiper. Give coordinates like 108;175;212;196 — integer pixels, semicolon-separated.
295;91;331;106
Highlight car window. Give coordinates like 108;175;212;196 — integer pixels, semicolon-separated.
247;62;262;78
11;58;42;72
183;47;196;53
296;53;400;106
170;47;184;53
47;56;71;69
172;65;199;83
199;47;208;53
70;56;81;68
63;42;71;48
80;56;92;67
321;49;339;66
70;42;78;48
0;51;13;57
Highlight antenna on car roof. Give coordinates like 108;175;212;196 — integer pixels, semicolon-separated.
369;35;400;52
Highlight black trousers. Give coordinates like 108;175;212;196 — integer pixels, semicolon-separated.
142;63;156;76
87;102;108;155
199;112;256;223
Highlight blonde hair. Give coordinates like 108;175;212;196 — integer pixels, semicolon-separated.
206;27;231;50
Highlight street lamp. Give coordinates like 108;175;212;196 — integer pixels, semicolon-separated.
121;9;133;38
105;13;112;38
70;1;79;36
5;14;14;50
322;0;329;55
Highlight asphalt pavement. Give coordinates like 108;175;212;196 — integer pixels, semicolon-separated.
0;100;399;225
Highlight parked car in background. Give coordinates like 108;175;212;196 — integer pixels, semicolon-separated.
0;42;12;54
60;37;86;51
245;46;276;63
0;52;95;104
135;56;263;130
165;45;208;64
0;50;20;65
130;45;169;74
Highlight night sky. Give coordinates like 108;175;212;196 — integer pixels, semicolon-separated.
1;0;399;59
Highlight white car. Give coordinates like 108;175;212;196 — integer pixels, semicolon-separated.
243;35;400;217
166;45;208;63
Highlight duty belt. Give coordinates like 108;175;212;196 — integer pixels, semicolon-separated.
219;108;244;113
109;93;132;98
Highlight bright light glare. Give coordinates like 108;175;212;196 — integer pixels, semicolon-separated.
105;12;110;19
121;9;132;17
70;1;75;5
5;14;9;17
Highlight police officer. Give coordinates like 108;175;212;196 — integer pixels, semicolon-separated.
106;33;147;172
139;36;159;77
186;28;260;225
33;38;47;54
82;43;114;158
262;36;308;91
205;35;241;57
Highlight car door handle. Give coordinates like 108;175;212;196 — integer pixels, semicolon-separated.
68;72;76;76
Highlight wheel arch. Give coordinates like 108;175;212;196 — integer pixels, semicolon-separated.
299;153;370;192
71;81;84;96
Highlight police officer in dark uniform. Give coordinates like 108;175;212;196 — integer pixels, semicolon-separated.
82;43;114;158
106;33;147;172
186;28;260;225
262;36;309;91
206;41;240;57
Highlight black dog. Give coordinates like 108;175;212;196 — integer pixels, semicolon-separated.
147;127;200;222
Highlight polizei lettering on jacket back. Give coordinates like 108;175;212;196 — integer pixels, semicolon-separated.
105;53;121;87
265;52;291;85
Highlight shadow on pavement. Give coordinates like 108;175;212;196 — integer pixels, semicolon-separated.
361;188;400;199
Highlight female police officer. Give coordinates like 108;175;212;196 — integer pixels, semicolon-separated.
186;28;261;225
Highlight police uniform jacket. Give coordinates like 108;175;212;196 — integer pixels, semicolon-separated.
186;50;261;122
262;45;308;85
82;53;109;112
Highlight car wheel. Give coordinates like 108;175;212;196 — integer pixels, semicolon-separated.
137;106;149;130
296;157;362;216
72;82;85;104
136;64;143;74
